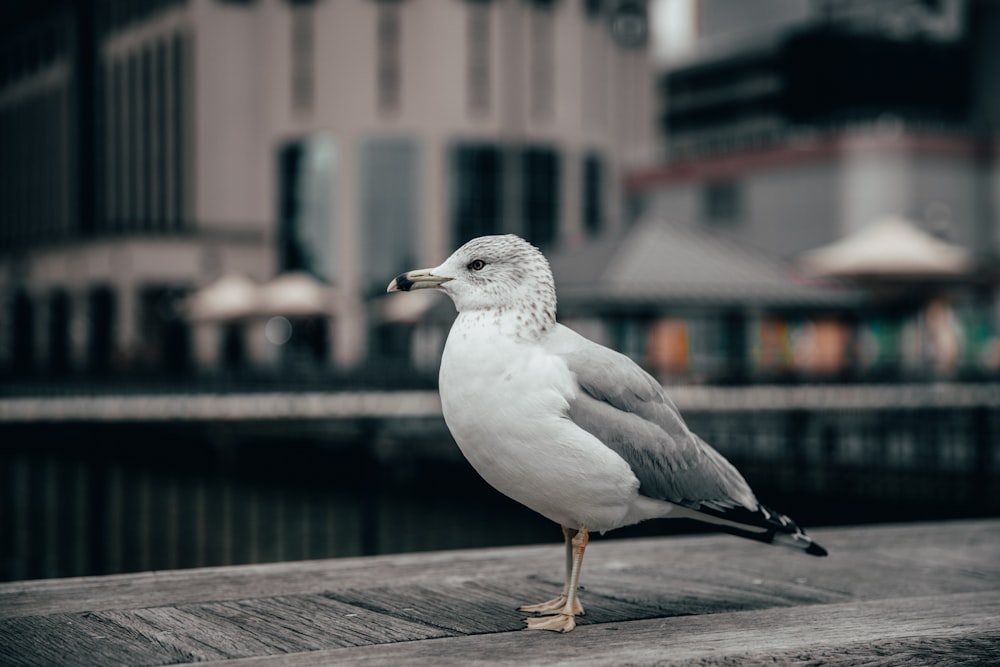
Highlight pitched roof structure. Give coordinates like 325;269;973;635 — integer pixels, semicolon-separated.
549;217;863;309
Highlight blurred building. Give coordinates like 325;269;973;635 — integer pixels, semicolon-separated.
548;215;865;384
624;0;1000;379
0;0;654;379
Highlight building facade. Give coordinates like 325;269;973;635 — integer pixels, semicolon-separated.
624;0;1000;379
639;0;994;256
0;0;655;379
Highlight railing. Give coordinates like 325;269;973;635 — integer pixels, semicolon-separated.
0;363;439;399
2;384;998;582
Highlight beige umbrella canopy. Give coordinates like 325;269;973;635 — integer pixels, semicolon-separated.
378;289;439;323
256;271;332;318
186;273;260;322
799;216;972;280
186;272;333;322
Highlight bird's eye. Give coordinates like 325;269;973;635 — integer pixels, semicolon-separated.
468;259;486;271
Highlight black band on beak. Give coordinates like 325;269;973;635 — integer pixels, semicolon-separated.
392;272;415;292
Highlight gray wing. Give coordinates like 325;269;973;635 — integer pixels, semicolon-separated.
556;334;757;512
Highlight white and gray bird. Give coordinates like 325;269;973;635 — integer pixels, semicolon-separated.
387;234;826;633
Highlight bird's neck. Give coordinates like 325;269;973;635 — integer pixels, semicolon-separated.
454;304;555;344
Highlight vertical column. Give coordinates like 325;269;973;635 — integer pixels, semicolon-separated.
335;136;362;367
74;0;98;237
0;291;9;372
114;58;127;233
116;280;137;372
162;39;175;229
148;42;161;231
157;38;170;230
175;30;191;229
142;45;154;231
69;288;89;374
104;59;117;231
128;51;140;232
35;291;51;375
562;148;581;244
192;322;222;372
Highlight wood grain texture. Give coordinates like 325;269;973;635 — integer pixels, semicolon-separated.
177;592;1000;667
1;520;998;666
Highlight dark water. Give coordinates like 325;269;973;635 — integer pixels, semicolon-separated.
2;407;997;581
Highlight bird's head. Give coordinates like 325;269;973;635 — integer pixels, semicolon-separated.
387;234;557;325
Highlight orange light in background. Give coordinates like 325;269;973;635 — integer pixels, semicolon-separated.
756;318;793;373
647;318;689;375
793;319;850;375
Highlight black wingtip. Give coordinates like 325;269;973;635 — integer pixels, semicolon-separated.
806;541;828;557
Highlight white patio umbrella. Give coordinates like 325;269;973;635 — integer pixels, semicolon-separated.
378;289;439;323
186;273;260;322
256;271;333;318
799;216;972;280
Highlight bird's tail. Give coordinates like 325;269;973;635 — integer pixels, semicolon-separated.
757;505;828;556
685;503;828;557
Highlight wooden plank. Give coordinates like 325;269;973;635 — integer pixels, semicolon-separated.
177;591;1000;667
1;520;996;620
0;520;997;666
0;594;452;666
0;612;196;667
323;580;670;635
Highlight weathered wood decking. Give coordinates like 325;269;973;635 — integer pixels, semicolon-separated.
1;520;998;666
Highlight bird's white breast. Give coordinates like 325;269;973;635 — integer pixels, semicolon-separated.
439;311;640;531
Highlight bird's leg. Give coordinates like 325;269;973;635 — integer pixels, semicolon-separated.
519;526;584;616
524;527;589;632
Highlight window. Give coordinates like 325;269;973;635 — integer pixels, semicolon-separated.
376;2;401;113
702;179;742;225
451;143;561;247
529;1;554;120
291;2;315;112
522;146;560;247
610;0;648;49
105;38;185;233
361;138;418;293
581;0;608;129
466;0;491;115
451;143;503;246
277;134;338;282
581;153;604;237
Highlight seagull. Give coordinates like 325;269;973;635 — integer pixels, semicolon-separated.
387;234;827;633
